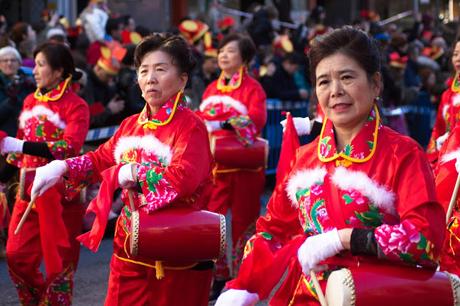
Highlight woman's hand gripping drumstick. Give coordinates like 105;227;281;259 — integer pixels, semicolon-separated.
15;160;68;235
14;195;37;235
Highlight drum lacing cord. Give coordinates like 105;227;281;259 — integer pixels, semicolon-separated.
114;254;198;280
212;166;264;182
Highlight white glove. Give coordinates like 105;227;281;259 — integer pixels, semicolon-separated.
0;136;24;154
280;117;312;136
215;289;260;306
297;228;344;275
31;160;68;198
118;163;137;188
205;120;222;133
436;132;449;150
455;157;460;174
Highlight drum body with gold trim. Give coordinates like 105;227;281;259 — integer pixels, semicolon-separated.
210;135;268;169
325;263;460;306
130;207;226;263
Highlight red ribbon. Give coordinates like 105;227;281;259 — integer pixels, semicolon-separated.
77;164;123;252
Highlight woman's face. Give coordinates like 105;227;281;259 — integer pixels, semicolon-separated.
452;41;460;73
315;52;381;131
137;50;187;112
218;40;243;75
33;52;63;90
0;52;20;78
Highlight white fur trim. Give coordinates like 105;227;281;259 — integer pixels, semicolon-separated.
453;94;460;107
114;135;172;165
441;148;460;164
199;95;248;115
18;105;66;129
442;104;449;118
331;167;396;215
286;167;327;207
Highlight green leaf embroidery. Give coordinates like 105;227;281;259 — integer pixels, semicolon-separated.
343;144;353;156
310;199;325;233
367;141;374;150
343;194;353;204
354;205;383;227
260;232;273;240
417;235;426;250
146;169;163;192
321;136;331;145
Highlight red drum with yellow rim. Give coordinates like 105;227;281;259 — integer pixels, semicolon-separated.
210;135;268;169
129;206;226;263
325;263;460;306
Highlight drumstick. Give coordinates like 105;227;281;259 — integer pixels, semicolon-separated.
14;195;36;235
127;189;136;212
310;271;328;306
446;169;460;223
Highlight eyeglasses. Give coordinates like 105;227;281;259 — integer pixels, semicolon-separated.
0;58;19;63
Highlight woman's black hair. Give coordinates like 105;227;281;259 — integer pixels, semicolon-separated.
134;33;196;74
218;33;256;65
309;26;381;86
33;42;81;81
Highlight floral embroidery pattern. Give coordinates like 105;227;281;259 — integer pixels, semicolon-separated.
40;265;74;306
375;220;436;266
137;164;178;213
318;106;380;164
9;268;40;305
228;115;257;146
64;155;95;200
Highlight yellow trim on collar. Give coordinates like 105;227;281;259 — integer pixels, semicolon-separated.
318;105;380;164
137;90;182;130
33;76;71;102
216;66;244;93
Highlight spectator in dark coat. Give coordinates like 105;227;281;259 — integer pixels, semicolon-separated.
261;52;308;101
0;46;35;136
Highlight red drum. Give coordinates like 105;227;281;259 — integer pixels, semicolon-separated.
130;206;226;263
325;263;460;306
210;135;268;169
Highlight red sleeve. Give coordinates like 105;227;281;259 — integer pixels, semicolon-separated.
375;145;445;267
246;80;267;134
47;96;90;159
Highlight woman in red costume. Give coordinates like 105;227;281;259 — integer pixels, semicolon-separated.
31;33;214;306
427;37;460;164
198;33;267;296
0;42;89;305
215;27;445;305
434;124;460;276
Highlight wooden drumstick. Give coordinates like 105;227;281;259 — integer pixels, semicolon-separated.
446;169;460;224
127;189;136;212
310;270;328;306
14;195;36;235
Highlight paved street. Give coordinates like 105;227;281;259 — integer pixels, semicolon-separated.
0;238;113;306
0;187;273;305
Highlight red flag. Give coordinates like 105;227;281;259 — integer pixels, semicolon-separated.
77;164;123;252
0;130;7;143
276;112;300;186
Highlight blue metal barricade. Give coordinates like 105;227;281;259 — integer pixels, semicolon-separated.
263;99;308;175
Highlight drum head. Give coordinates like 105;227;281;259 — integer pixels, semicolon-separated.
326;268;356;306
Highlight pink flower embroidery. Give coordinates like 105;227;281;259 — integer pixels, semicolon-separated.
375;220;420;254
310;184;323;196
